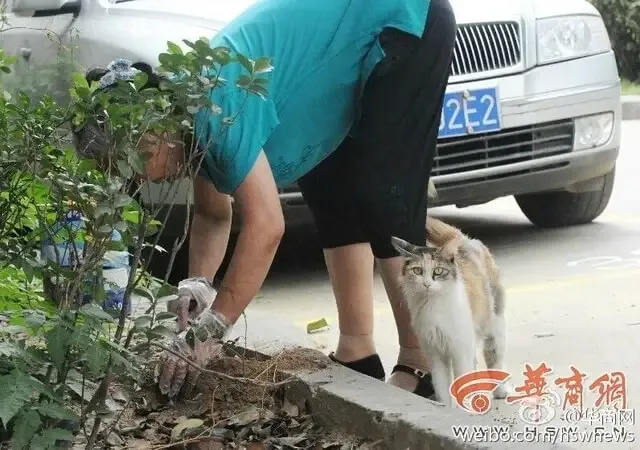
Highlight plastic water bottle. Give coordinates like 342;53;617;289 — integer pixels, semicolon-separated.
102;229;132;315
41;210;93;307
41;211;131;313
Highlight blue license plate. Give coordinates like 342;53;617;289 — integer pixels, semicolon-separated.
438;87;502;139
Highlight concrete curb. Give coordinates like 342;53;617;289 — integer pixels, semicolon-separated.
281;358;574;450
228;311;574;450
622;96;640;121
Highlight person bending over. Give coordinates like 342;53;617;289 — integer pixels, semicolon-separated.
74;0;456;399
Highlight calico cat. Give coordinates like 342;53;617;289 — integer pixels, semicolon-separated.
391;208;512;406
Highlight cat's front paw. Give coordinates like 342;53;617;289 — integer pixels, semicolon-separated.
493;382;514;400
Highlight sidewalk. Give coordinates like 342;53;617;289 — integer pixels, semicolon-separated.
622;95;640;120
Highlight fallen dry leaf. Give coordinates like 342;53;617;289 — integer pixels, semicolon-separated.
306;318;329;334
171;417;205;441
105;432;125;447
186;437;225;450
282;398;299;417
229;406;261;427
244;443;266;450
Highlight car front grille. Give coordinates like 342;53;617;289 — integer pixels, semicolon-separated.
432;119;574;177
278;120;574;197
450;22;522;77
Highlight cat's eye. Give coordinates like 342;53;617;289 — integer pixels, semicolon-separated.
411;267;423;276
433;267;448;277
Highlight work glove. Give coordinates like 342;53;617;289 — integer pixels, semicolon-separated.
156;308;232;398
163;276;217;331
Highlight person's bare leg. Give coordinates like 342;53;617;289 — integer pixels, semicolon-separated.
377;256;430;391
324;243;377;362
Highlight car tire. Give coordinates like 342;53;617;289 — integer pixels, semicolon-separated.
515;167;616;229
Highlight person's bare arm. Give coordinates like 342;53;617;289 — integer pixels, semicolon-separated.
188;175;233;281
210;150;285;324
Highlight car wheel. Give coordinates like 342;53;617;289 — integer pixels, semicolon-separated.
515;167;616;228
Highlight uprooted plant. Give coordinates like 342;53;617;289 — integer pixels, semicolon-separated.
0;30;277;449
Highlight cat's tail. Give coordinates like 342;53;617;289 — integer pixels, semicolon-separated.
426;216;461;248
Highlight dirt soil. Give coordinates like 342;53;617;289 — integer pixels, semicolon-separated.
92;346;385;450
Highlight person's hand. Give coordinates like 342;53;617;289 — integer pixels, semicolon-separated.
163;277;217;331
156;309;232;398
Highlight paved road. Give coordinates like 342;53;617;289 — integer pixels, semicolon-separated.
244;120;640;448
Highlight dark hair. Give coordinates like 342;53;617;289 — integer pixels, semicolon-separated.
72;61;189;172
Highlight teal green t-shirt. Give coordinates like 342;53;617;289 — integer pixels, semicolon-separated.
194;0;430;194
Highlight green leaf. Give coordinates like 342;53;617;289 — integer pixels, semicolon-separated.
117;160;133;178
194;325;209;342
109;350;138;374
23;309;46;330
122;208;141;224
0;370;39;426
236;54;254;74
254;57;274;74
236;75;252;87
155;311;177;321
114;221;128;232
45;326;71;372
133;286;154;303
247;84;269;100
29;427;74;450
133;72;149;90
36;402;77;420
134;315;152;329
10;409;41;450
114;194;132;208
2;326;29;336
146;325;176;341
72;72;89;89
0;341;22;358
167;41;184;55
94;206;112;218
212;48;232;66
21;261;35;284
185;328;196;350
84;341;107;377
79;303;115;323
98;224;114;234
156;283;178;298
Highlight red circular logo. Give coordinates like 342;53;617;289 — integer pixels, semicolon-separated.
471;393;490;414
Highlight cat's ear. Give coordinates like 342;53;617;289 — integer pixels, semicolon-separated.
391;236;422;258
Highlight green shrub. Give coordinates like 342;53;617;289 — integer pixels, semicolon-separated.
1;27;274;450
589;0;640;81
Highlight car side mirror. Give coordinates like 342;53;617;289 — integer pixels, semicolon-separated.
11;0;80;16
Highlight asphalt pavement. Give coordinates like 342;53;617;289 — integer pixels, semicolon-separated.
244;120;640;448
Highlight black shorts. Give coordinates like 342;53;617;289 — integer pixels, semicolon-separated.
297;0;457;259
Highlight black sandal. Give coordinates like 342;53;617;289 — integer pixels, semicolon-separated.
328;352;386;381
391;364;436;399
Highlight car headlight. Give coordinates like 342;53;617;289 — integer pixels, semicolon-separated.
536;15;611;65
